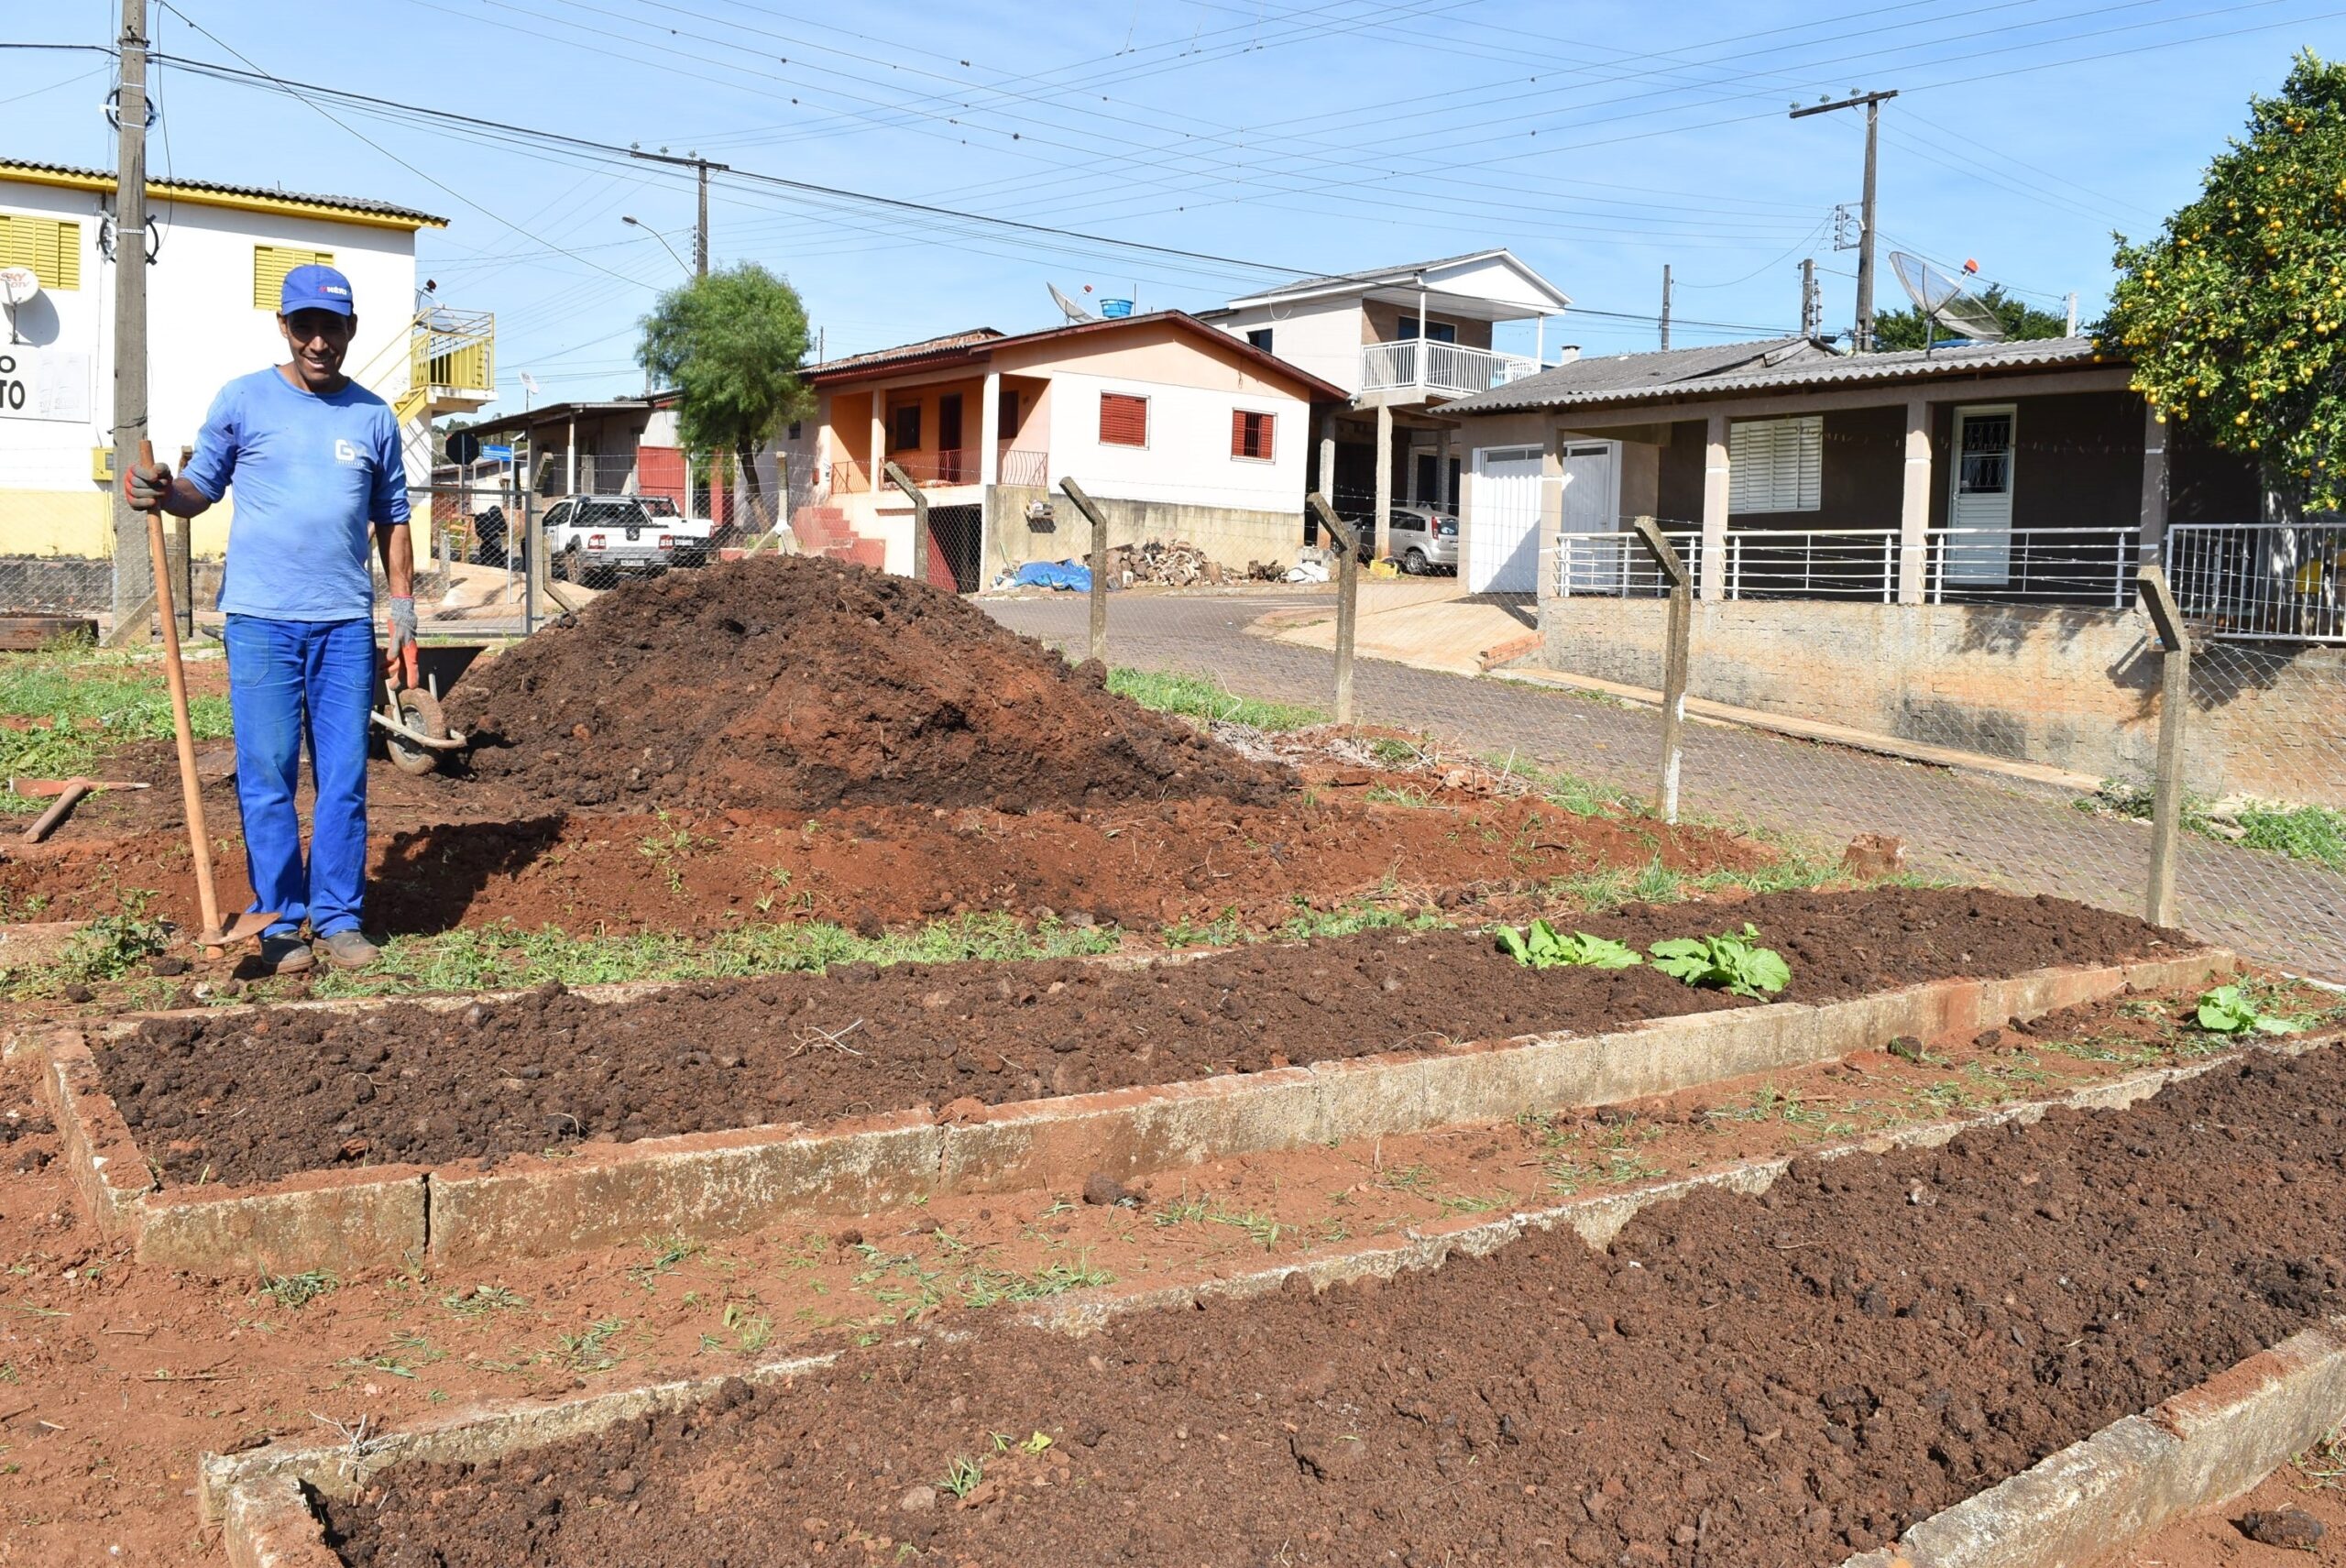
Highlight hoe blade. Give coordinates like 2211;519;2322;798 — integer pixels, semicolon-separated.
198;911;281;949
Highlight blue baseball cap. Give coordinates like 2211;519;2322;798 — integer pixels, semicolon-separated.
280;263;356;317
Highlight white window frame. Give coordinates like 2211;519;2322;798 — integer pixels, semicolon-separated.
1727;415;1823;514
1097;389;1150;450
1229;406;1277;465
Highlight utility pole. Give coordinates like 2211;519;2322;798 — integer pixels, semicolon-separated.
1659;264;1672;351
630;148;729;278
110;0;152;629
1800;258;1822;339
1791;89;1896;352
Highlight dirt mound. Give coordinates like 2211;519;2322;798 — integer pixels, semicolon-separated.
444;555;1287;812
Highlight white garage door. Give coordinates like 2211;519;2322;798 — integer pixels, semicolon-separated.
1468;445;1544;593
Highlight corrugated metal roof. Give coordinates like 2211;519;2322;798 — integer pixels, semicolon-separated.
1447;337;1818;413
0;157;445;225
1233;249;1511;300
1442;334;2114;414
1224;247;1571;312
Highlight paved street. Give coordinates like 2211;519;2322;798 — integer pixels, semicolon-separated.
983;590;2346;980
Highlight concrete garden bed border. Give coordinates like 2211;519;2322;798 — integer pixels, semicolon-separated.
15;949;2231;1277
201;1035;2344;1568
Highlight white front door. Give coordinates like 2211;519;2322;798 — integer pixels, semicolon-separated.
1946;404;2016;584
1558;441;1620;590
1468;444;1544;593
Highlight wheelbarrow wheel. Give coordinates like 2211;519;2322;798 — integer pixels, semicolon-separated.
384;687;450;776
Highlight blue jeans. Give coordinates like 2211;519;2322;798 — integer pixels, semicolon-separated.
224;614;375;938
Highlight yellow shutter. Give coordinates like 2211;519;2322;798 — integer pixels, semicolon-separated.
0;214;82;290
253;244;334;310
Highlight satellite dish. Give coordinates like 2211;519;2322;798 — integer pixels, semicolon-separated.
517;370;541;395
1047;283;1097;324
0;268;38;307
1889;252;2007;348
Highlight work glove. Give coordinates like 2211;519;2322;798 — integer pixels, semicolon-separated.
385;596;420;689
123;457;172;513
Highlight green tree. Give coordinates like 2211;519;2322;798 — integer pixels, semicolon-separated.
1872;283;2071;352
2100;50;2346;511
636;262;813;526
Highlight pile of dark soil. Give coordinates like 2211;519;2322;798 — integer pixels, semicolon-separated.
444;554;1285;812
100;888;2187;1187
321;1047;2346;1567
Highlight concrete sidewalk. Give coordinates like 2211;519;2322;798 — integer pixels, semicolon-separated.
1260;580;1536;677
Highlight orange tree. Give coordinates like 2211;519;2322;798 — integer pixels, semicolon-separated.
2102;50;2346;510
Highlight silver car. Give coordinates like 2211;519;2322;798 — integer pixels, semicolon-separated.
1387;505;1458;575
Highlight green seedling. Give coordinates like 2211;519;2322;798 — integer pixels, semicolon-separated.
1649;924;1790;999
2194;983;2309;1036
554;1318;628;1372
940;1455;985;1499
258;1270;339;1310
1494;920;1642;971
440;1284;525;1317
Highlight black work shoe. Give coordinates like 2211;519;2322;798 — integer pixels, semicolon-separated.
314;930;382;970
258;934;314;974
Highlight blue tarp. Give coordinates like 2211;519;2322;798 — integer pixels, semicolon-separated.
1008;559;1092;592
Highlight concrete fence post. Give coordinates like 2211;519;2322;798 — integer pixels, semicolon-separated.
1058;477;1110;667
1630;516;1694;823
1308;493;1360;726
2136;565;2191;928
882;461;930;591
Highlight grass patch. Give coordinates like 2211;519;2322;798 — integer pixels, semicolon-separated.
258;1269;338;1310
291;912;1122;1001
1488;755;1644;819
1106;667;1325;731
2075;780;2346;872
2234;803;2346;872
0;646;232;813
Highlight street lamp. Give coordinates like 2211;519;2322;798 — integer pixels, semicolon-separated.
621;215;692;280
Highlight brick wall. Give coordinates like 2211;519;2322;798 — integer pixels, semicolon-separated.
1539;597;2346;808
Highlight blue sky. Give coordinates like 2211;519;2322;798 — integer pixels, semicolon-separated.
11;0;2342;416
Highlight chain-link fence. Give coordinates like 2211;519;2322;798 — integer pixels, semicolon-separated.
402;448;795;636
978;504;2346;984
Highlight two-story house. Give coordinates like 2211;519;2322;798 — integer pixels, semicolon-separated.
1199;249;1573;557
0;158;492;580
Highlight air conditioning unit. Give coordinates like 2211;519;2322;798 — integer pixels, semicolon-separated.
1024;499;1056;532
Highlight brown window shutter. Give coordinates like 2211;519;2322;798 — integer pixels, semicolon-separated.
1100;392;1148;446
1231;411;1274;460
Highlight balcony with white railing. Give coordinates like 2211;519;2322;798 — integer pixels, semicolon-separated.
1551;525;2143;608
1359;339;1540;401
2166;521;2346;643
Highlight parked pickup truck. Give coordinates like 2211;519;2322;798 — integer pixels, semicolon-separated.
545;494;692;583
636;495;716;567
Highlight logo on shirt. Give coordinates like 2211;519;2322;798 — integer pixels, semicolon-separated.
334;438;360;464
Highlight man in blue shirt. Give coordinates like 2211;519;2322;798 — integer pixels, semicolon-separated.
123;264;417;972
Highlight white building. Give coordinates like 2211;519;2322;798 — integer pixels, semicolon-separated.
0;158;490;564
1198;249;1573;558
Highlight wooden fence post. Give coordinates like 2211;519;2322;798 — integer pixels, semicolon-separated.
1628;517;1694;823
2135;565;2191;927
1307;493;1360;726
1058;477;1110;666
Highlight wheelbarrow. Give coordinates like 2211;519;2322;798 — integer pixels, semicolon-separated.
368;643;485;776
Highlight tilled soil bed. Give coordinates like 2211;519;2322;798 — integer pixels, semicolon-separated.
98;888;2186;1187
445;554;1285;813
318;1046;2346;1567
